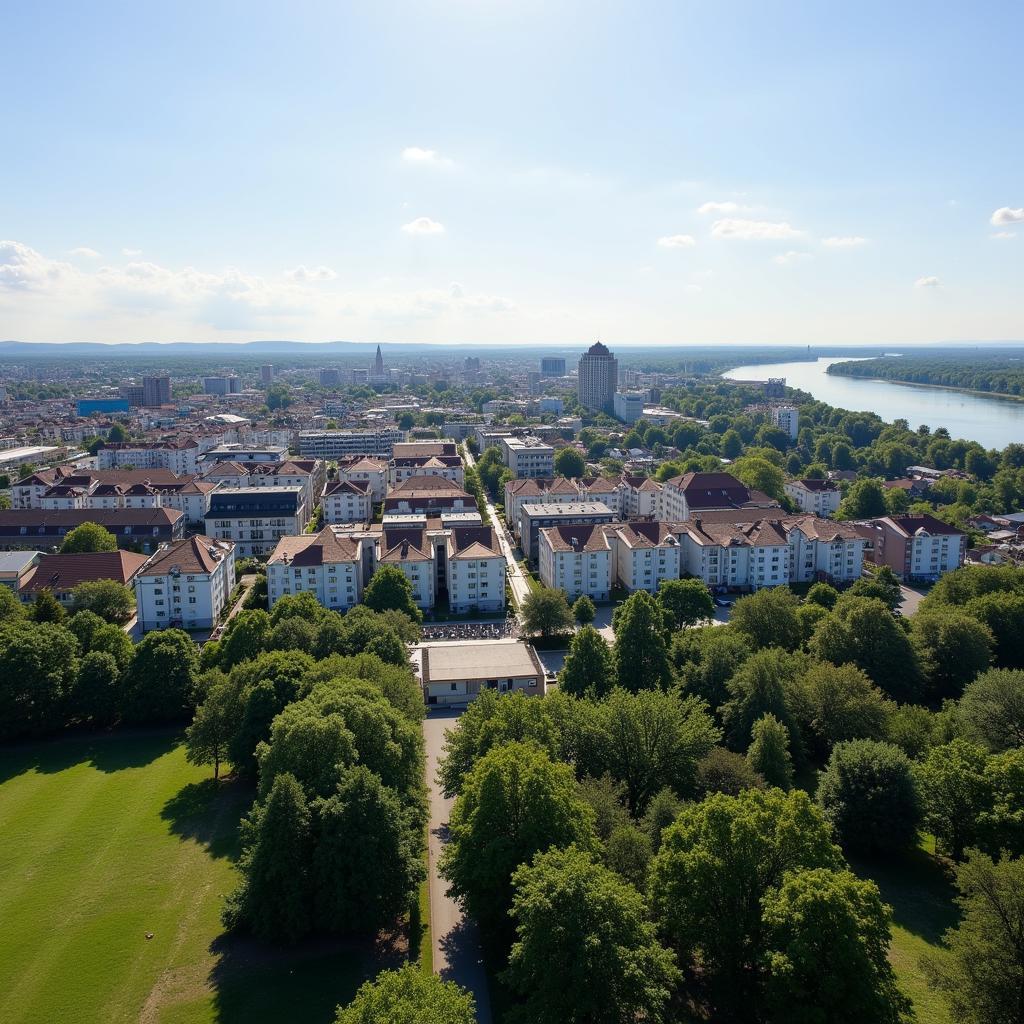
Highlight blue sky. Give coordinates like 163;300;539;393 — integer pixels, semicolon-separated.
1;1;1021;346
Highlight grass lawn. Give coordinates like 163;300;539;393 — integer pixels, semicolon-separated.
0;730;405;1024
851;843;959;1024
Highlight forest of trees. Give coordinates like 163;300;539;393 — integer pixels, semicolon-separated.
828;353;1024;397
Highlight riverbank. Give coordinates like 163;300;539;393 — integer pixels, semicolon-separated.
826;365;1024;406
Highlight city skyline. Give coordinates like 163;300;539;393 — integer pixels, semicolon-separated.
1;2;1022;347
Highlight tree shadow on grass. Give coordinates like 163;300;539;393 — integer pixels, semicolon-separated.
0;727;182;784
207;928;407;1024
850;845;960;946
160;777;253;861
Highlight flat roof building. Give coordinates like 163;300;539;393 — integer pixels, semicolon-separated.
419;639;545;706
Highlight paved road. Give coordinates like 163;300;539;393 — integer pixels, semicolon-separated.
423;710;492;1023
898;583;928;616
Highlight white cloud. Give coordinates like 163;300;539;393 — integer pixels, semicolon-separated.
991;231;1017;240
710;218;802;240
656;234;697;249
773;250;812;265
990;207;1024;226
697;200;750;215
915;276;941;288
401;217;445;236
69;246;101;259
449;281;464;298
0;240;74;291
822;236;868;248
285;265;338;282
122;247;143;257
401;146;453;167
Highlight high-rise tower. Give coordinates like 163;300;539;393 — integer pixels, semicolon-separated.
373;345;385;377
577;342;618;413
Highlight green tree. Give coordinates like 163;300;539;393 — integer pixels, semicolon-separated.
362;565;421;621
810;597;924;701
596;688;720;813
265;383;293;411
612;591;671;691
605;824;653;890
29;590;65;624
912;609;993;698
553;446;586;478
747;713;793;790
731;587;802;652
964;591;1024;668
731;455;785;501
837;478;887;519
978;748;1024;857
761;868;913;1024
122;629;199;723
224;773;313;943
674;625;751;712
70;650;121;725
186;675;239;779
801;661;889;761
959;668;1024;751
504;846;679;1024
650;788;843;1014
722;648;806;756
59;521;117;553
558;625;614;698
695;747;765;798
0;621;80;738
521;588;575;637
571;594;596;625
817;740;921;855
439;741;597;936
312;766;424;933
336;965;475;1024
218;608;271;669
0;585;26;623
847;566;903;610
923;851;1024;1024
806;582;840;610
657;577;713;629
915;739;993;860
70;580;136;624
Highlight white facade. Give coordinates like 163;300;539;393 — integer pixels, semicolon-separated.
613;392;645;424
784;479;841;517
266;530;364;611
322;480;373;524
298;428;402;459
537;527;612;601
607;525;681;593
135;537;236;632
98;442;199;475
771;406;800;440
501;436;555;479
446;549;505;614
336;458;388;502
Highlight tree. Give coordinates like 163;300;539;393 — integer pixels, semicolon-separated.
439;741;597;936
612;591;671;691
605;824;653;890
722;648;806;756
504;846;679;1024
362;565;421;622
695;747;764;798
674;625;751;712
761;868;913;1024
558;625;614;698
915;739;993;860
122;629;199;723
650;788;843;1014
817;740;921;855
731;587;802;652
959;668;1024;751
70;580;136;624
312;766;424;933
59;521;116;553
265;383;292;411
806;582;840;610
218;609;271;669
521;588;574;638
571;594;595;625
810;597;924;701
847;566;903;610
596;688;720;812
912;610;993;698
801;661;889;761
978;748;1024;857
747;713;793;790
186;675;239;779
837;478;887;519
29;590;65;624
0;621;80;738
553;446;586;478
657;578;713;630
224;773;313;943
70;650;121;725
923;852;1024;1024
336;965;475;1024
0;585;26;623
965;591;1024;668
731;456;785;501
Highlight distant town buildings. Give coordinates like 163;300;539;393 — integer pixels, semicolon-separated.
203;375;241;396
577;342;618;413
613;391;645;424
541;356;567;376
297;428;403;459
142;375;171;407
260;364;275;384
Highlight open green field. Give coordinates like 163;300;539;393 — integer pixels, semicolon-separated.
0;731;405;1024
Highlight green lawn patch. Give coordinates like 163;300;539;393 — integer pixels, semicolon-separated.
0;730;403;1024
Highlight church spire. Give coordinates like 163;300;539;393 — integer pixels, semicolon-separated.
373;344;384;375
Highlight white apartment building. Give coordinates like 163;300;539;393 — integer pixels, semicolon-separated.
388;442;464;488
537;523;612;601
861;513;966;581
607;522;681;593
784;478;841;517
378;528;436;609
500;436;555;479
135;536;236;632
620;475;662;518
613;391;645;424
519;501;617;562
771;406;800;440
335;457;388;502
445;527;506;614
297;428;403;459
659;471;778;521
266;528;365;611
200;459;326;511
97;439;200;475
322;479;373;524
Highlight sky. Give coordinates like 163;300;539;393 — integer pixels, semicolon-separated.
1;1;1022;347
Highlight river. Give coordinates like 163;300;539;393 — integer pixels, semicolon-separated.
722;356;1024;451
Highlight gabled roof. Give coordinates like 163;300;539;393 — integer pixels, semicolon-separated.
267;527;361;567
324;478;371;497
613;521;678;548
449;526;501;559
789;478;837;492
20;550;150;593
140;536;233;576
379;527;432;562
541;523;612;554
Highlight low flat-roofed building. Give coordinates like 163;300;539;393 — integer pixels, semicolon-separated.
0;550;43;589
419;639;545;706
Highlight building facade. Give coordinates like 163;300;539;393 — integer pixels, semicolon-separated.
204;486;307;557
135;536;236;631
577;341;618;413
859;514;966;581
784;478;841;517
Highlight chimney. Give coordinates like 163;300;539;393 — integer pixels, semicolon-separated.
694;518;702;531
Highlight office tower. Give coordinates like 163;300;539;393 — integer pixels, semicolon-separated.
540;356;566;376
261;364;274;384
577;342;618;413
204;375;240;396
319;368;341;387
142;375;171;406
